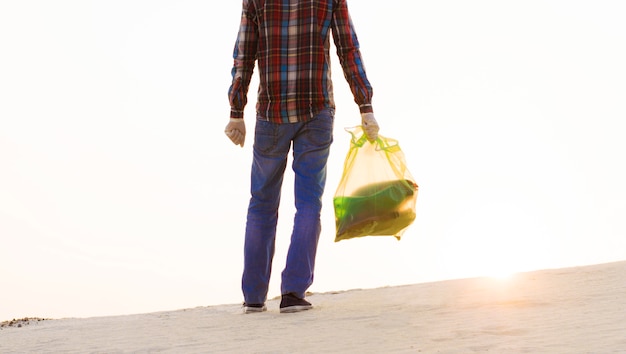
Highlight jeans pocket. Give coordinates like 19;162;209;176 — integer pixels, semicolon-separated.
305;108;334;147
254;119;278;154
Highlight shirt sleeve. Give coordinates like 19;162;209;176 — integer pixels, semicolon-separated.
228;0;259;119
331;0;374;114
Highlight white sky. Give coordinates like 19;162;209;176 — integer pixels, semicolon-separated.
1;0;625;320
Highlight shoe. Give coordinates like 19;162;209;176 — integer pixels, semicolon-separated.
279;293;313;313
243;303;267;314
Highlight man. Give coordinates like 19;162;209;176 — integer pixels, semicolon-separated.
225;0;379;314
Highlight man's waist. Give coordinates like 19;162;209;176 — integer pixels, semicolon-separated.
255;100;334;124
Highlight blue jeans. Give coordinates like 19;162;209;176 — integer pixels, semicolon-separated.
242;108;334;304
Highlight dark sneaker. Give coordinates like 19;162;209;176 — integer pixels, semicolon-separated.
243;303;267;314
279;293;313;313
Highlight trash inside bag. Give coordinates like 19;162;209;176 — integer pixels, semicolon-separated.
333;127;418;242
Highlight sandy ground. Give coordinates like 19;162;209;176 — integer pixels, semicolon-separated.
1;261;625;353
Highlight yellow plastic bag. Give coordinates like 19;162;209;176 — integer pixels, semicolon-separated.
333;126;418;242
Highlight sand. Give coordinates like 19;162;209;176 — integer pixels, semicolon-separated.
1;261;625;353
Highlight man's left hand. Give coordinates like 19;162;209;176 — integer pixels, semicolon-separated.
225;118;246;147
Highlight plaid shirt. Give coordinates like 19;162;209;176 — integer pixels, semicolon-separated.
228;0;374;123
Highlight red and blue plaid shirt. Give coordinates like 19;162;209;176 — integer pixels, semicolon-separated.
228;0;374;123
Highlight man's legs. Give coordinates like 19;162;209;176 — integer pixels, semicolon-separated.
242;119;292;305
281;108;334;298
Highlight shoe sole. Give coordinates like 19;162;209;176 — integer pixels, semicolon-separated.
243;306;267;314
279;305;313;313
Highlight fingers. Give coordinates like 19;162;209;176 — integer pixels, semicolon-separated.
362;121;379;142
361;112;379;142
225;119;246;147
225;129;245;147
363;127;378;142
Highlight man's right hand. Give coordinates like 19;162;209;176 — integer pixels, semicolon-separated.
361;112;379;142
225;118;246;147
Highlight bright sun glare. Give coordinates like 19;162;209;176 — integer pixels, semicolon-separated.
439;185;554;281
